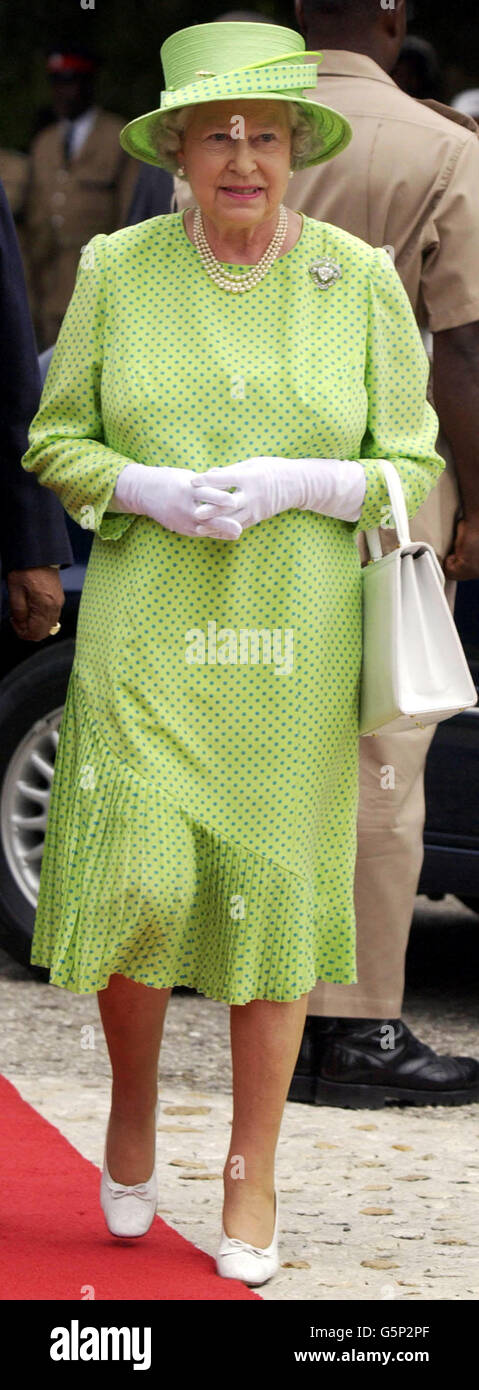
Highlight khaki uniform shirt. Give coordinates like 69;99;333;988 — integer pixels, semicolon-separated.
286;51;479;333
0;149;30;265
0;149;29;220
23;109;138;348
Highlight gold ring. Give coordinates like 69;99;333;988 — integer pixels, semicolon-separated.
49;622;61;636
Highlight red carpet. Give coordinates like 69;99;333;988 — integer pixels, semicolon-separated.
0;1076;261;1301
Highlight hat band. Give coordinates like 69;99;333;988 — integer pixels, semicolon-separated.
160;60;318;111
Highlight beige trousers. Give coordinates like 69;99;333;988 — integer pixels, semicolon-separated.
309;429;461;1017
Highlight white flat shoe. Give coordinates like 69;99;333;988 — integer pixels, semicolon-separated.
216;1190;280;1286
100;1100;159;1238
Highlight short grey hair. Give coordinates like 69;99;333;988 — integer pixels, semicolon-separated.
153;101;319;174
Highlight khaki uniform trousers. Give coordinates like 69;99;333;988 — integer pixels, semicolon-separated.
309;428;461;1018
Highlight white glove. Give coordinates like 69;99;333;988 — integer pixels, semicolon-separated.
110;462;242;540
191;455;367;534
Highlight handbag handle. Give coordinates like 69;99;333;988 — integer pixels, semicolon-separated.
364;459;412;561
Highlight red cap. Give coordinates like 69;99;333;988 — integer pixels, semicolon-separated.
47;52;96;76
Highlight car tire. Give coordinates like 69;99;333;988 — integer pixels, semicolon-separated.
0;640;74;973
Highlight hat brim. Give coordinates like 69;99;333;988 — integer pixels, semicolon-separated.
119;93;352;172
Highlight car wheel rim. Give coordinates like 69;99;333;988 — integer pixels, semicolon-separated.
1;707;63;908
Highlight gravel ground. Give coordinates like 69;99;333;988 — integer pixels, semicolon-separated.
2;895;479;1302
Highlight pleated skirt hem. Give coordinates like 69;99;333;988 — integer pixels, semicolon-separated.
30;666;358;1003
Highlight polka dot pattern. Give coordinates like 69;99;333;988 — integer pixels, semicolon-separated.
23;213;444;1001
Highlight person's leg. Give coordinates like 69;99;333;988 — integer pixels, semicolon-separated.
309;721;436;1018
97;973;172;1184
223;993;309;1247
291;700;479;1106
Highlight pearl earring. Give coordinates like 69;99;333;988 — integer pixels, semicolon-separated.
177;165;185;177
289;171;294;179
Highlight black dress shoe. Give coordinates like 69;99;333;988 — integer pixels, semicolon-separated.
288;1016;479;1109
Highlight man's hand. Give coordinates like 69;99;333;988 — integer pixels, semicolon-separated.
7;567;65;642
433;324;479;580
444;516;479;581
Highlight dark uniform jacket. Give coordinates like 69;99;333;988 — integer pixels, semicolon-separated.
0;178;72;599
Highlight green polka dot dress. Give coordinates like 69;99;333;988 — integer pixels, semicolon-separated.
22;212;444;1002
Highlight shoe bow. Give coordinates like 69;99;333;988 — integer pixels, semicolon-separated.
221;1237;270;1257
107;1181;154;1201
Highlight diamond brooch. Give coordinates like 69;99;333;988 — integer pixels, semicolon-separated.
308;257;342;290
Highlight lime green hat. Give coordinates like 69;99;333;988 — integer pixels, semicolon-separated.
119;21;352;172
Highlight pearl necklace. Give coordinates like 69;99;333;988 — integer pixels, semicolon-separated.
192;204;288;292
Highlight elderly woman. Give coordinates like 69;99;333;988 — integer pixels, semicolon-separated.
22;21;444;1286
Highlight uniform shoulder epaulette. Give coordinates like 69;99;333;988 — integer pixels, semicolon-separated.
417;98;479;136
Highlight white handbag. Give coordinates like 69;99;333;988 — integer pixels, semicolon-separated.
359;459;478;736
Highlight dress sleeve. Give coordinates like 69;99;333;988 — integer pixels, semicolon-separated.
349;245;445;538
21;232;136;542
